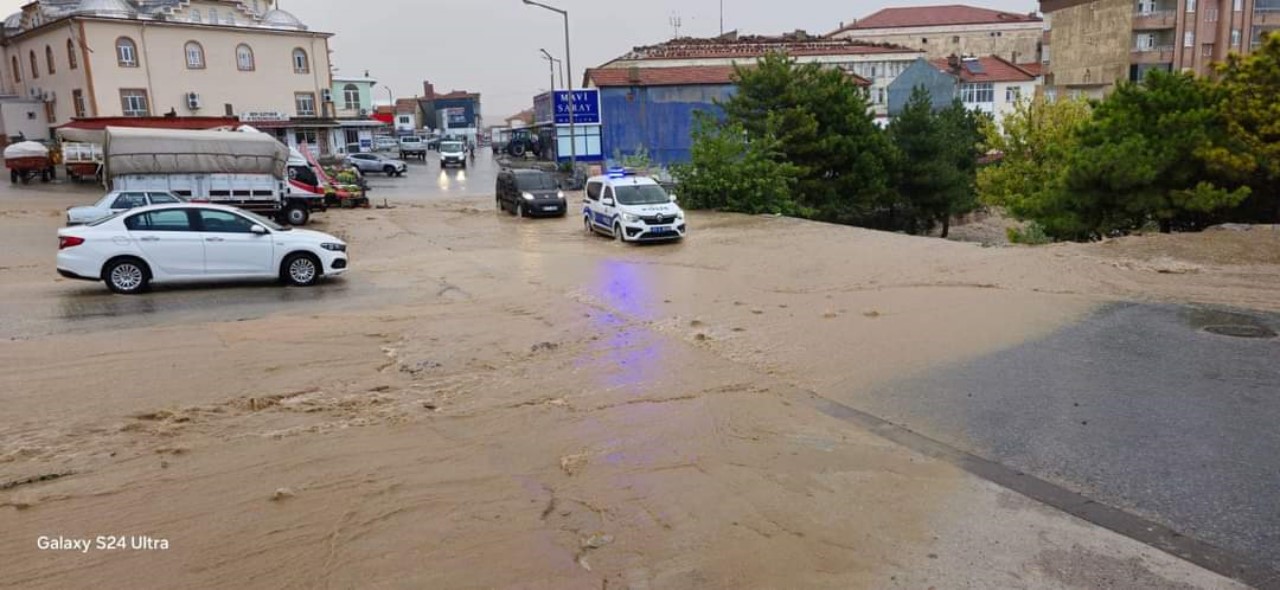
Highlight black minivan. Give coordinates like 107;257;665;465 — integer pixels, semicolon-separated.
495;169;566;218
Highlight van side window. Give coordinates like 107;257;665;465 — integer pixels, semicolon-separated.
602;186;614;202
586;182;602;201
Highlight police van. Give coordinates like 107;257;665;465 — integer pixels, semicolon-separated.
583;169;686;242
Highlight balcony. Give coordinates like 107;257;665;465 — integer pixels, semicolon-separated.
1131;45;1175;64
1132;10;1176;30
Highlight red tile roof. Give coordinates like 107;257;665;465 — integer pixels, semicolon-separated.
57;116;241;131
928;55;1038;83
1017;62;1043;76
394;98;418;113
587;65;872;88
839;4;1041;31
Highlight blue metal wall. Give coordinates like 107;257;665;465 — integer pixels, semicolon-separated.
887;58;958;117
599;85;736;167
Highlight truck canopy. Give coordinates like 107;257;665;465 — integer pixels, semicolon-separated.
104;127;289;179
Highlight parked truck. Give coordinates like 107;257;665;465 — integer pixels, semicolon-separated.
104;126;319;225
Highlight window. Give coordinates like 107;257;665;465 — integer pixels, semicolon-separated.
1207;8;1218;21
1187;0;1195;11
1203;43;1215;56
236;44;255;71
295;92;316;116
126;209;193;232
67;39;77;69
1231;29;1241;46
112;193;148;209
148;193;181;205
398;115;411;125
120;89;150;117
586;181;602;201
294;129;318;147
1136;32;1156;49
29;51;38;79
45;45;55;75
185;41;204;69
198;210;258;233
11;56;20;83
343;84;361;109
189;9;201;23
292;48;309;73
1234;0;1242;10
1184;31;1195;47
1006;86;1022;102
952;35;960;43
72;89;86;118
116;37;138;67
960;82;994;103
208;8;218;23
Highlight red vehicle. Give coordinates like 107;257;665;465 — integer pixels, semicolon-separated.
4;141;55;184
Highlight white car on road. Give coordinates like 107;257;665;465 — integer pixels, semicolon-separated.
57;203;348;294
583;172;685;242
66;190;183;226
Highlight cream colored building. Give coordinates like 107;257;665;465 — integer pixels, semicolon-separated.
830;4;1045;65
0;0;338;154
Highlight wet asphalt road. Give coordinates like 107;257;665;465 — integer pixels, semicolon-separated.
1;152;503;340
854;303;1280;572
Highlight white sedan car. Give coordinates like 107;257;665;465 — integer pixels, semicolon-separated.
66;190;185;226
57;203;349;294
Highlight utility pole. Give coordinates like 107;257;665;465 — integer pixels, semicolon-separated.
540;50;556;91
670;14;682;39
523;0;576;170
720;0;724;35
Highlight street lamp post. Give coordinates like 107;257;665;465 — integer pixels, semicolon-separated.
540;48;564;90
539;49;557;91
523;0;575;170
383;85;394;133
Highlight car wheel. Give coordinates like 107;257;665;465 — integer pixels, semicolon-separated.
613;222;624;242
283;204;309;226
282;253;321;287
384;165;396;177
584;216;594;234
103;258;150;295
516;202;525;218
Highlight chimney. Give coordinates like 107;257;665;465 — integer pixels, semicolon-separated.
947;54;961;73
422;81;435;100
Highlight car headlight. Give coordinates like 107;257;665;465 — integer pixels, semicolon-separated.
557;190;565;199
521;192;535;201
621;213;641;223
675;210;685;219
321;243;347;252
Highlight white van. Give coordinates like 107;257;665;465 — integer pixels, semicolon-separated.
583;170;685;242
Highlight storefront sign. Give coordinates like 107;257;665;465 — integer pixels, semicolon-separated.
553;90;600;125
239;111;291;123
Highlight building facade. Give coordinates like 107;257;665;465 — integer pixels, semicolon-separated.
331;74;381;153
0;0;337;154
887;55;1040;126
1041;0;1280;98
830;5;1044;65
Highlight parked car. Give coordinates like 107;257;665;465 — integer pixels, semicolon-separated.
440;140;467;169
66;190;184;226
583;171;685;242
496;168;566;217
399;136;428;161
57;203;349;294
344;153;408;177
373;136;399;152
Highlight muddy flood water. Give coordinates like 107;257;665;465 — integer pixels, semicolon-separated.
2;154;1278;589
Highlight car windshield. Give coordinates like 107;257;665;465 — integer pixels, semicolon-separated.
516;175;557;191
237;209;289;231
442;142;463;152
613;184;671;205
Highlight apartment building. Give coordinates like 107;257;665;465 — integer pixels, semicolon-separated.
1040;0;1280;98
887;55;1041;126
0;0;337;154
829;4;1044;65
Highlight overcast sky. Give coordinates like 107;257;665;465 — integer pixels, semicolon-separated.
2;0;1037;119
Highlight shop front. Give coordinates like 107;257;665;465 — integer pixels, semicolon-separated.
239;111;340;158
532;90;603;163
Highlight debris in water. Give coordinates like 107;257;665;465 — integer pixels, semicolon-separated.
530;341;559;353
271;488;295;501
862;310;882;318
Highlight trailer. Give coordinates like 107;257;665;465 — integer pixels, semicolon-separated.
62;142;103;182
3;141;55;184
104;126;316;225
